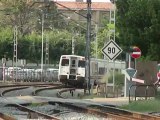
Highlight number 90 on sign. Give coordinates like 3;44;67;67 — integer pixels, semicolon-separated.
102;40;123;61
108;47;115;54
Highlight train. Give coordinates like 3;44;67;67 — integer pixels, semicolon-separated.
58;54;126;88
58;55;85;87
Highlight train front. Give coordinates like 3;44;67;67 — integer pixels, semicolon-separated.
58;55;85;87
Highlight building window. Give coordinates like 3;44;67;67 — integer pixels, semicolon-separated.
99;67;106;75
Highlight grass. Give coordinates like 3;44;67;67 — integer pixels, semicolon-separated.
120;99;160;113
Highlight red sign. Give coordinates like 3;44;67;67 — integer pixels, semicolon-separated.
157;72;160;79
130;46;141;59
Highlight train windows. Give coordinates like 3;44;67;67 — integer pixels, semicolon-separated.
71;60;76;67
99;67;105;75
92;62;98;74
61;59;69;66
78;60;85;67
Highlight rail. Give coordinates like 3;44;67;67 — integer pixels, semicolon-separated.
32;85;64;96
0;85;60;120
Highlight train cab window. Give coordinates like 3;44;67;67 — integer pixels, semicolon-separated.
71;60;76;67
78;60;85;67
61;59;69;66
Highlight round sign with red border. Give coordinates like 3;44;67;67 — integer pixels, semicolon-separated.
130;46;141;59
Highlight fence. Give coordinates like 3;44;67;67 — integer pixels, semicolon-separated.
2;67;58;82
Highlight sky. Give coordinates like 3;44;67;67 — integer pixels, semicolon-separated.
54;0;111;2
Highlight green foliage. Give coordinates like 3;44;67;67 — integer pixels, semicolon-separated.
120;99;160;112
108;72;124;89
0;0;34;35
0;1;86;63
23;33;41;63
116;0;160;61
91;20;110;59
0;27;13;59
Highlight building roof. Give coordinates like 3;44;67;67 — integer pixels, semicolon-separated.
55;2;114;11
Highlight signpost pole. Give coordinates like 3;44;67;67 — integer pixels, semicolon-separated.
128;53;131;68
113;61;115;93
135;59;136;70
124;46;141;97
124;53;132;97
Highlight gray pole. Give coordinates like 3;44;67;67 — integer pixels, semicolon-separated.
85;0;91;94
13;26;18;82
45;35;49;66
41;12;44;82
109;1;116;93
95;24;98;85
95;24;98;59
72;36;75;55
15;26;18;82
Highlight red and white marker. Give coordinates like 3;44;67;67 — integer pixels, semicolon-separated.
132;78;144;84
157;72;160;80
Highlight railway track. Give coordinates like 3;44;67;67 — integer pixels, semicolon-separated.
0;83;160;120
32;85;64;96
56;88;160;120
4;103;59;119
0;83;61;119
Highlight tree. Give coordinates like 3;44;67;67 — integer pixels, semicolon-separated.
108;71;125;97
91;20;111;59
0;27;13;60
47;29;72;63
116;0;160;61
0;0;72;62
24;33;42;64
0;0;35;36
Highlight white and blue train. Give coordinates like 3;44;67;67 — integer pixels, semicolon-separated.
58;54;126;87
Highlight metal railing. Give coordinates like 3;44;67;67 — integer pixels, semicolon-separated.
2;68;58;82
129;84;157;102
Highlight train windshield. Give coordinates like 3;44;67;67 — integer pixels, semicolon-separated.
61;59;69;66
78;60;85;67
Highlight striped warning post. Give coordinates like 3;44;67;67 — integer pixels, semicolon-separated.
157;72;160;80
132;78;144;84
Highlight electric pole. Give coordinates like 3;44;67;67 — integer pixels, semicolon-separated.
72;36;75;55
13;26;18;82
85;0;92;94
45;35;49;66
109;0;116;93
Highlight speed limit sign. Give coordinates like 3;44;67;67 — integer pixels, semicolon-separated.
102;40;123;60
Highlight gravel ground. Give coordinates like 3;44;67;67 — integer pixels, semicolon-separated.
3;86;40;97
27;103;107;120
36;88;59;97
0;103;28;119
37;88;84;99
60;89;84;99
